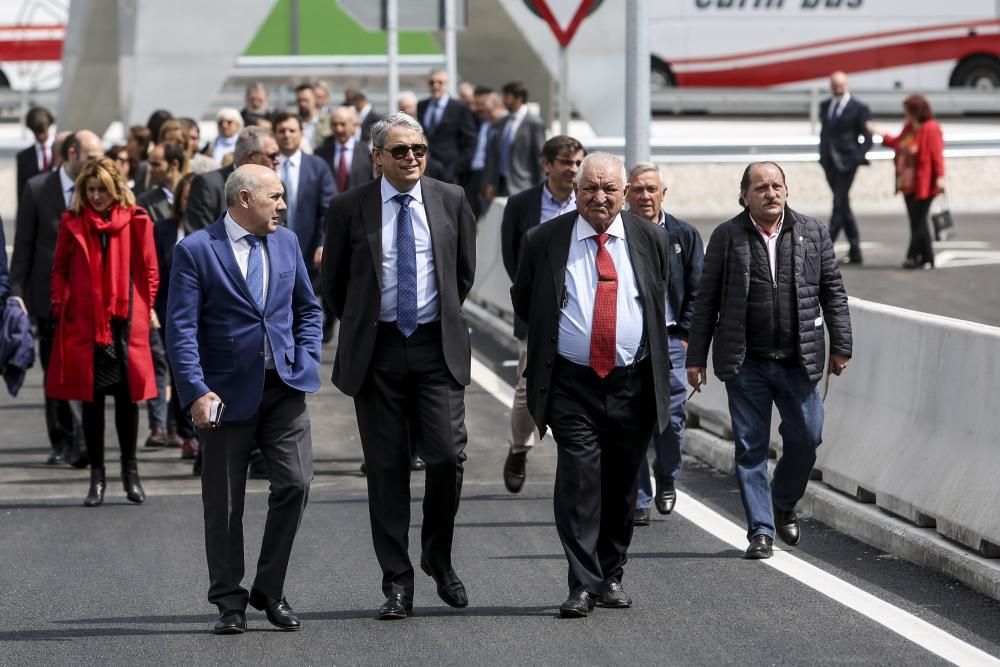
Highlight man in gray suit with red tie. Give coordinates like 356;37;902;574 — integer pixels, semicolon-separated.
322;112;476;621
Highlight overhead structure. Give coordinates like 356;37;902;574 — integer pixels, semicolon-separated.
58;0;276;134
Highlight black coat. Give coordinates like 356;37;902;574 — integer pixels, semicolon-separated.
661;213;705;341
687;207;853;383
314;139;375;195
416;97;477;184
16;146;42;205
500;183;545;339
819;96;873;173
321;176;477;396
510;211;674;436
185;163;235;231
137;187;173;224
9;171;66;319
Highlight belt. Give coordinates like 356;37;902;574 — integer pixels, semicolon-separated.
554;354;650;383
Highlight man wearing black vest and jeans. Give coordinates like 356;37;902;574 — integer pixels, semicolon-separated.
687;162;853;559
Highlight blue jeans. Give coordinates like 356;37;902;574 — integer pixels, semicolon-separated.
725;356;824;540
146;328;170;431
636;335;688;509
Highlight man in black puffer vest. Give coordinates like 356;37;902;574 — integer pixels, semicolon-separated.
687;162;852;560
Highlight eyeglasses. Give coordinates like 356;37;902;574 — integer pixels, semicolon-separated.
250;150;281;160
381;143;428;160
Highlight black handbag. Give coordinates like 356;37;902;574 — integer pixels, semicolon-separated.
931;195;956;242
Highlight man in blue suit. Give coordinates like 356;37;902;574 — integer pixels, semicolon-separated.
166;164;323;635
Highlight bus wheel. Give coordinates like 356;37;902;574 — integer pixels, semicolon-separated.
651;56;674;90
950;55;1000;90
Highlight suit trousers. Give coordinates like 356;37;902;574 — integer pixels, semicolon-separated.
548;356;657;595
200;370;313;613
824;165;862;260
37;317;83;454
904;195;935;266
509;337;539;455
146;328;169;431
353;322;468;598
636;335;688;508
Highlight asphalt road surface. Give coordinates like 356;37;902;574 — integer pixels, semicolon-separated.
2;315;1000;665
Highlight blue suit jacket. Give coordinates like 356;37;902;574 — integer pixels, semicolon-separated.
288;153;336;268
166;217;323;422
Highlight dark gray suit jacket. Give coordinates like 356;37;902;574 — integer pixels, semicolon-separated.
510;211;673;436
185;163;235;231
10;170;67;319
321;176;476;396
16;146;42;205
819;96;873;173
484;111;546;195
136;187;173;224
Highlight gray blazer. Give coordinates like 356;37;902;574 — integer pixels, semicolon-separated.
484;111;546;196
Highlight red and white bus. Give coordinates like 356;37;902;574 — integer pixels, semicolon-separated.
0;0;67;92
650;0;1000;90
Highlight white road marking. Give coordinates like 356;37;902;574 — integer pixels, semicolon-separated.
935;250;1000;269
469;356;999;666
501;359;519;368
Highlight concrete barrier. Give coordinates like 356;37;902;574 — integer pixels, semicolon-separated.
467;195;1000;557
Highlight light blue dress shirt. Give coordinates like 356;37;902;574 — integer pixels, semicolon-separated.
378;179;440;324
557;214;645;367
223;212;274;368
540;184;576;224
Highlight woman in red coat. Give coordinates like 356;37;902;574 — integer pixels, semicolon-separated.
870;94;946;270
46;157;159;506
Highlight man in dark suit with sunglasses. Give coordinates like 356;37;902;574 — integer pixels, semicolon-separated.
322;112;476;621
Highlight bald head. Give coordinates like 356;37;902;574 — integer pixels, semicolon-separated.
65;130;105;179
330;105;359;144
225;164;286;236
830;71;849;98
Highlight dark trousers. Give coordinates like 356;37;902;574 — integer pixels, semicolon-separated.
353;322;468;598
824;165;861;261
199;370;312;613
637;335;687;507
37;317;83;454
904;195;935;265
82;382;138;467
548;356;657;595
462;169;484;219
160;330;196;440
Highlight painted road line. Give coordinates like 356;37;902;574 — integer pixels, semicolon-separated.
469;356;999;666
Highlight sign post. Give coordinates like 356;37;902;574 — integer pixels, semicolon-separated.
625;0;650;166
528;0;597;135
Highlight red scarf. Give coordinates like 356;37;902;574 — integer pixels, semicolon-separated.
81;204;132;345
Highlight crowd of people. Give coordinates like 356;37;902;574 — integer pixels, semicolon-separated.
2;67;952;629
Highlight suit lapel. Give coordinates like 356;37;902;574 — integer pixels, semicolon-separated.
422;179;450;294
623;216;653;305
264;233;281;314
209;219;259;311
363;180;384;290
547;215;574;298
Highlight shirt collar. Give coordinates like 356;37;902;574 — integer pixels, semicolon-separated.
280;149;302;168
59;165;74;193
656;210;666;227
543;182;574;207
435;94;450;109
224;211;258;243
339;137;355;151
575;213;624;241
217;134;238;147
381;177;424;206
38;133;55;151
749;210;785;238
512;105;528;122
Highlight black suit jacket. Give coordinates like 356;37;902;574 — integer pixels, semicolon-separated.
416;97;477;184
186;163;235;231
819;96;873;173
16;146;43;205
359;106;379;142
287;153;337;266
321;176;477;396
315;139;374;195
500;182;545;339
510;211;673;436
136;187;173;224
9;171;67;318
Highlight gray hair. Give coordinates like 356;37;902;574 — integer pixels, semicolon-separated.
627;162;665;187
370;112;426;149
576;152;627;188
233;126;275;167
224;166;262;207
245;81;267;95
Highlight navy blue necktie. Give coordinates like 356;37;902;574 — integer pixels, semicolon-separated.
244;235;265;310
394;194;417;337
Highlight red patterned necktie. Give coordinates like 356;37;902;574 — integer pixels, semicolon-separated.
589;233;617;378
337;145;349;192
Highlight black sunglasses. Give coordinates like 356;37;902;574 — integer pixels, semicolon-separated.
381;143;428;160
252;150;281;160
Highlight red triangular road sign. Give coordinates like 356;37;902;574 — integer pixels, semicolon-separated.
530;0;596;47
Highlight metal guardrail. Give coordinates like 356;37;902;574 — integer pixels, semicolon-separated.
651;87;1000;118
231;54;446;78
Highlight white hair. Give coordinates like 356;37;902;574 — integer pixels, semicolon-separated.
371;112;426;149
576;152;627;188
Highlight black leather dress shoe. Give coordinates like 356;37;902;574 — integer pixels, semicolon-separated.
598;581;632;608
213;609;246;635
378;593;413;620
774;505;801;546
744;534;774;559
46;450;65;465
503;449;527;494
249;589;301;631
559;590;596;618
420;560;468;608
654;478;677;515
633;507;650;526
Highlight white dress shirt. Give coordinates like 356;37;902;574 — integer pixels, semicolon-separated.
423;95;449;130
35;132;55;171
335;138;355;175
503;105;528;144
211;135;238;163
558;214;645;367
378;179;440;324
279;150;301;228
223;212;273;368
